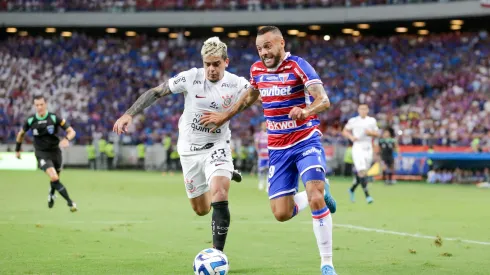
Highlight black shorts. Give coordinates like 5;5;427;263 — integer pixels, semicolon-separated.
35;150;62;173
382;156;394;167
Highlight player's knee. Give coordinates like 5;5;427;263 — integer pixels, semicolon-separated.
50;174;59;182
193;205;211;216
272;210;291;222
308;190;325;210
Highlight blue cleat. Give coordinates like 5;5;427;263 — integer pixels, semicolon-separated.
321;265;337;275
324;179;337;213
348;189;355;203
366;196;374;204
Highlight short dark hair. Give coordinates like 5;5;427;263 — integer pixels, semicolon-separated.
33;95;45;102
384;127;395;138
257;26;282;36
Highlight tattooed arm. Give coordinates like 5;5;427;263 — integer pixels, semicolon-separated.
125;81;172;116
289;83;330;120
200;86;260;132
113;81;172;134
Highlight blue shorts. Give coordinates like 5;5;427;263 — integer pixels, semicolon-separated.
258;158;269;171
267;136;327;199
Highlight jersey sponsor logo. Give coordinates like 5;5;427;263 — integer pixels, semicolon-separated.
210;102;218;110
294;68;306;82
189;143;214;152
47;125;54;134
192;114;221;134
38;120;47;124
195;95;206;98
258;73;294;83
221;95;233;108
193;80;202;85
252;66;266;72
173;76;186;85
302;147;322;157
221;83;238;88
259;86;292;97
267;120;298;130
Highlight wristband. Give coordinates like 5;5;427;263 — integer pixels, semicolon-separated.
15;142;21;152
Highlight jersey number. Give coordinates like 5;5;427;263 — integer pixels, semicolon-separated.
211;149;227;160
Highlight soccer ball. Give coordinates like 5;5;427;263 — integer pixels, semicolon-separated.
193;248;229;275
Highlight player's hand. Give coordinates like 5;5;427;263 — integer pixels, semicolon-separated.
59;138;70;148
15;151;21;159
288;107;308;120
200;112;227;133
113;114;133;134
350;136;358;142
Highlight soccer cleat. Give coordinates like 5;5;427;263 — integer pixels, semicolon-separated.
69;202;78;212
323;179;337;213
366;196;374;204
348;189;355;203
231;170;242;183
321;265;337;275
48;194;56;209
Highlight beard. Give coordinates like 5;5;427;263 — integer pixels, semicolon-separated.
261;53;281;69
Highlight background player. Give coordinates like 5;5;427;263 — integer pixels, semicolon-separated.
113;37;244;252
378;127;399;185
254;121;269;191
15;95;78;212
201;26;337;275
342;103;379;204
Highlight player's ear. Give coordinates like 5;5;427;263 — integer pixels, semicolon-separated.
225;58;230;68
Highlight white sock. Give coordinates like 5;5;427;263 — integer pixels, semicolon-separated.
312;207;333;268
292;191;308;217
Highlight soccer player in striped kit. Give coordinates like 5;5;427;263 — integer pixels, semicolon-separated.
254;121;269;191
201;26;338;275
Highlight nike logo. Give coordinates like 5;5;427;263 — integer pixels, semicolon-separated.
217;232;227;235
195;95;206;98
215;163;225;166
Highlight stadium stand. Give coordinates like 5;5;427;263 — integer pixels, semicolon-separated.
1;32;490;151
0;0;474;12
0;32;490;150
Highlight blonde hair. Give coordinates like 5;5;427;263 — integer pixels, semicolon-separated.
201;36;228;60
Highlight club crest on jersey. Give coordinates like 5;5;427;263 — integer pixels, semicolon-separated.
279;73;289;83
222;95;233;108
185;178;196;193
47;125;54;134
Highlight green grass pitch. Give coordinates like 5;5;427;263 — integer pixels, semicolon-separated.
0;170;489;275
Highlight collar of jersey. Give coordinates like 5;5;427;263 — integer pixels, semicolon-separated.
267;52;291;72
36;112;49;120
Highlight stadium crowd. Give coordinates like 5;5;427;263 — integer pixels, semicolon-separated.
0;0;469;12
1;31;490;151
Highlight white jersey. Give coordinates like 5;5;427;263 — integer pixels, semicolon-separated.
168;68;249;156
345;115;379;149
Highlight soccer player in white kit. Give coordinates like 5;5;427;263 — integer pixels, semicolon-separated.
113;37;247;252
342;104;379;204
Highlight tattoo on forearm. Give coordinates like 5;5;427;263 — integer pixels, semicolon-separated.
125;81;171;116
241;88;260;111
305;84;330;115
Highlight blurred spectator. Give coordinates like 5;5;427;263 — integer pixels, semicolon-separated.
1;32;490;150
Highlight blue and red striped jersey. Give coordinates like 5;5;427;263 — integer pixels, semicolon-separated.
250;52;323;150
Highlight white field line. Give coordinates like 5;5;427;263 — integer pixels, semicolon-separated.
192;220;490;246
1;219;489;246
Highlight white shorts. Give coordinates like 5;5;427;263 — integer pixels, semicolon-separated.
180;146;234;199
352;146;373;172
